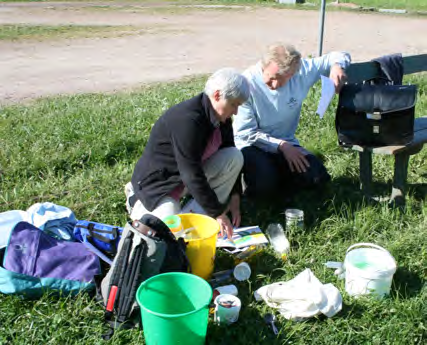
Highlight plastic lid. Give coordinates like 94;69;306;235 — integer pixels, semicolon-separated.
285;209;304;219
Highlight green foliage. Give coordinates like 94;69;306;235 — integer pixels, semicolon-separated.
213;0;427;11
335;0;427;11
0;74;426;344
193;0;427;11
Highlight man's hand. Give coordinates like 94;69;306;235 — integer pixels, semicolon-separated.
228;193;241;228
329;64;347;93
216;213;234;239
278;141;310;173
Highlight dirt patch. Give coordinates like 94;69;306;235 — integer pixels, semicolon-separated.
0;2;426;103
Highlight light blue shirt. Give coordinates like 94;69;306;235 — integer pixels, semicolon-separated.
233;52;351;152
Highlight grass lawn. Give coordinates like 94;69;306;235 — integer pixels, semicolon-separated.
0;74;426;344
208;0;427;11
0;24;158;41
213;0;427;12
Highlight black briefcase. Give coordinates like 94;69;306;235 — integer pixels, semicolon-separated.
336;83;417;147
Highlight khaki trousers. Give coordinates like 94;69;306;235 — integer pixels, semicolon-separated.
129;147;243;221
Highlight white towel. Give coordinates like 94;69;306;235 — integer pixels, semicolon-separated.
254;268;342;320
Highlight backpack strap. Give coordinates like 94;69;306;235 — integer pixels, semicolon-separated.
102;231;135;340
87;230;116;244
83;223;119;256
140;214;177;243
79;222;119;235
82;241;113;265
177;237;191;273
117;241;147;323
105;232;133;314
140;214;191;273
102;227;154;339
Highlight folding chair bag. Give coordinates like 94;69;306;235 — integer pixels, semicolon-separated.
0;222;100;298
100;214;190;336
336;83;417;147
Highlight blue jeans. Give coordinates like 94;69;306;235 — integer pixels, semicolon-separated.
241;146;330;199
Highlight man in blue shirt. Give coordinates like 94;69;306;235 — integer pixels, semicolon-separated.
233;43;351;200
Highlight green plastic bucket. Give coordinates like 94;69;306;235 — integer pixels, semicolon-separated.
136;272;212;345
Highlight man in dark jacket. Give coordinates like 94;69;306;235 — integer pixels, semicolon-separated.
125;68;249;238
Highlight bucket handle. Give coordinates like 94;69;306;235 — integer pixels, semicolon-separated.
346;243;395;262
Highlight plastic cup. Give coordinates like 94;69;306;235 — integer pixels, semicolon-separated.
163;215;184;237
214;294;241;325
212;284;238;302
233;262;251;281
214;284;238;296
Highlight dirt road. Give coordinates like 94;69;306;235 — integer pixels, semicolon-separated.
1;2;426;103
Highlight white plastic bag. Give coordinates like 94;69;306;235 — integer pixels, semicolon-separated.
254;268;342;320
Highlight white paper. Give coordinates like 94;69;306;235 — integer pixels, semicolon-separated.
180;198;207;215
316;76;336;119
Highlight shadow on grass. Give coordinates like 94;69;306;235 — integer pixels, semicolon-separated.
294;176;427;228
207;301;290;345
408;183;427;201
291;176;374;228
105;138;143;166
338;302;367;319
238;174;426;247
391;267;424;299
239;176;375;233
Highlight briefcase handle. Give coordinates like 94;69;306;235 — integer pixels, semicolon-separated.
363;76;394;86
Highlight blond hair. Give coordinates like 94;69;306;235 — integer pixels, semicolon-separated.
261;43;302;75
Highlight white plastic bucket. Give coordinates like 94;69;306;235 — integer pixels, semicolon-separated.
344;243;397;298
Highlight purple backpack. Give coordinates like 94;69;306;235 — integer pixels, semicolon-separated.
0;222;100;298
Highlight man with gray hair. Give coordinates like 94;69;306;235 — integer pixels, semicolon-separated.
125;68;249;238
233;43;351;201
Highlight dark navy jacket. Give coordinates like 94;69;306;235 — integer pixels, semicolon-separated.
131;93;241;218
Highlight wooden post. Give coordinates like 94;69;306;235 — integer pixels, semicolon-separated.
390;153;410;205
359;150;372;198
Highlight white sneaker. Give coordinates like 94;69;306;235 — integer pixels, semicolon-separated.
124;182;135;215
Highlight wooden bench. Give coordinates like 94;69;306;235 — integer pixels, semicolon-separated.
351;117;427;204
344;54;427;205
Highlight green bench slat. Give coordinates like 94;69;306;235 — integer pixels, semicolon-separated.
346;54;427;83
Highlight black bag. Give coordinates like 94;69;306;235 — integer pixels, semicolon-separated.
100;214;190;339
336;82;417;147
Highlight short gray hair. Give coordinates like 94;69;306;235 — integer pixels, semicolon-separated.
204;68;250;101
261;43;302;75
